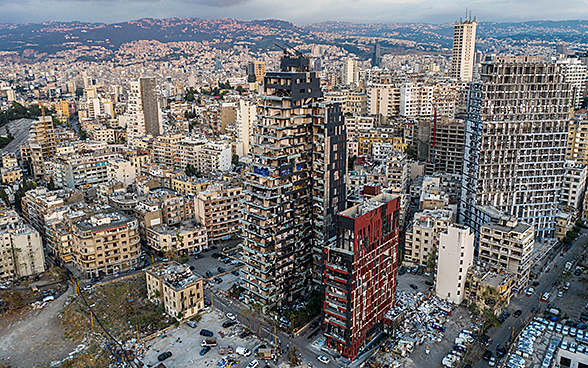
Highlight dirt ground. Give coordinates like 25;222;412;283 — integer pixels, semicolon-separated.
0;284;80;368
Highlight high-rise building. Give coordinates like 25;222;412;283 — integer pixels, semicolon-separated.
240;52;346;306
246;61;266;84
558;58;587;110
341;58;359;86
430;118;465;174
236;100;256;157
435;224;474;304
567;110;588;165
450;16;478;82
140;77;161;137
20;116;56;180
460;56;572;239
323;193;399;359
372;42;382;67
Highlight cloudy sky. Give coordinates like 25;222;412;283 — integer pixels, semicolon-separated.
0;0;586;25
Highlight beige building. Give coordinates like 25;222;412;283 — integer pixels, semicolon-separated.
435;224;474;304
465;267;515;316
170;176;210;196
2;154;18;168
0;208;45;281
555;210;576;241
146;262;204;320
72;211;140;277
146;221;207;255
20;116;56;180
478;215;534;290
450;17;478;82
404;208;453;266
1;167;22;184
195;183;243;244
561;160;588;212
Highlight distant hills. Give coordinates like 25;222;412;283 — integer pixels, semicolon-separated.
0;18;587;61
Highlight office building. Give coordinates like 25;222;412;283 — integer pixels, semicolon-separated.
460;56;572;239
372;42;382;67
127;77;161;141
450;16;478;82
435;224;474;304
323;193;400;359
146;262;204;320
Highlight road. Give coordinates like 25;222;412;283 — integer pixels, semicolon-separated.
474;228;587;367
2;118;34;154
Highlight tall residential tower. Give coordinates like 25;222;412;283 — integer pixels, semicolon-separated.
450;16;478;82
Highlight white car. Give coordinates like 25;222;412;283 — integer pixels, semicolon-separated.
317;355;330;364
489;356;496;366
246;360;259;368
226;312;236;320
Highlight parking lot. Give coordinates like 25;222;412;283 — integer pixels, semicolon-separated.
141;309;264;367
187;249;244;293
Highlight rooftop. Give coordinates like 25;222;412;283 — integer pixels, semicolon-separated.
75;211;134;232
339;192;398;218
147;262;201;290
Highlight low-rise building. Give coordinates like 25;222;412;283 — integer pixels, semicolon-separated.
146;262;204;320
561;160;588;213
1;167;23;184
72;211;140;278
555;210;576;241
465;266;515;316
403;208;453;266
0;208;45;280
146;221;207;255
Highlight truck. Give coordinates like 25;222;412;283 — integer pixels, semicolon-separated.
257;348;273;360
201;337;217;347
218;346;234;355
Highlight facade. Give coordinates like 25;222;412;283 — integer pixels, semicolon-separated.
20;116;56;179
72;211;141;277
323;193;400;359
558;58;587;110
460;56;572;239
0;209;45;281
478;215;534;290
48;152;114;188
236;100;256;156
403;208;453;266
195;183;243;244
450;17;478;82
341;58;359;86
465;267;515;316
430;118;465;174
140;77;161;137
435;224;474;304
146;262;204;319
561;160;588;212
198;142;231;173
567;110;588;165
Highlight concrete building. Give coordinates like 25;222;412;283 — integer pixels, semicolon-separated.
195;183;243;244
460;56;572;239
48;151;115;189
404;208;453;266
246;61;266;84
478;215;534;290
558;58;587;110
146;221;207;255
198;142;231;173
0;209;45;281
368;84;401;117
567;110;588;165
146;262;204;320
435;224;474;304
20;116;56;180
561;160;588;212
140;77;161;137
72;211;140;277
236;100;256;156
341;58;359;86
465;266;515;316
450;16;478;82
430;118;465;174
323;193;400;359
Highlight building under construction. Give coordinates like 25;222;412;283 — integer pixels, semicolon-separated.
460;55;573;240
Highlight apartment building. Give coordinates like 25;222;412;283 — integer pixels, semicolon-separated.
89;127;116;143
561;160;588;212
345;116;376;140
108;157;137;186
368;84;401;117
567;110;588;165
72;211;140;277
143;188;194;227
170;176;210;196
48;151;116;188
20;116;56;179
435;224;475;304
450;17;478;82
460;56;572;239
1;167;22;184
323;193;400;359
478;215;534;290
198;142;231;173
324;90;368;116
403;208;453;266
558;58;587;110
146;262;204;320
236;99;256;156
466;266;515;316
0;209;45;281
341;58;359;85
430;118;465;174
195;183;243;244
146;221;207;255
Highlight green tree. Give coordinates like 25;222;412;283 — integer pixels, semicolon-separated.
232;154;240;166
0;187;9;206
75;87;84;98
185;163;196;177
47;177;56;191
348;154;357;171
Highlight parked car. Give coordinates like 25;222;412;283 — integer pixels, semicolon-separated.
222;321;237;328
215;277;223;284
232;270;240;276
206;271;213;278
526;287;534;296
226;312;236;320
541;292;550;302
186;321;197;328
199;346;211;356
246;360;259;368
200;329;213;337
158;352;172;361
513;310;522;318
239;330;252;339
482;350;493;360
317;356;330;364
409;284;418;290
218;267;225;273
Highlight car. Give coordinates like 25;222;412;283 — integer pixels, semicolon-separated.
496;347;506;357
240;330;253;339
532;281;540;287
222;321;237;328
532;306;538;313
212;253;221;259
246;360;259;368
526;287;534;296
190;265;195;270
545;266;551;273
564;282;571;290
317;356;330;364
158;351;172;361
199;346;211;356
206;270;213;278
558;290;564;298
489;356;496;367
513;310;522;318
200;329;213;337
218;267;225;273
409;284;418;290
226;312;236;320
541;292;550;302
186;321;197;328
232;270;240;276
425;280;434;286
215;277;223;284
482;350;493;360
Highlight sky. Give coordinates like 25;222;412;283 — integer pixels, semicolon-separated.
0;0;587;25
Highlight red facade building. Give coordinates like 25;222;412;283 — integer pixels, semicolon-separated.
323;193;400;359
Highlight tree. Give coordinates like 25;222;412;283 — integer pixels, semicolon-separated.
75;87;84;98
47;177;56;191
287;346;301;367
236;85;246;94
0;187;9;206
348;155;357;171
185;163;196;177
232;154;240;166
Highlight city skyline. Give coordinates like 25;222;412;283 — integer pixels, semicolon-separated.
1;0;588;25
